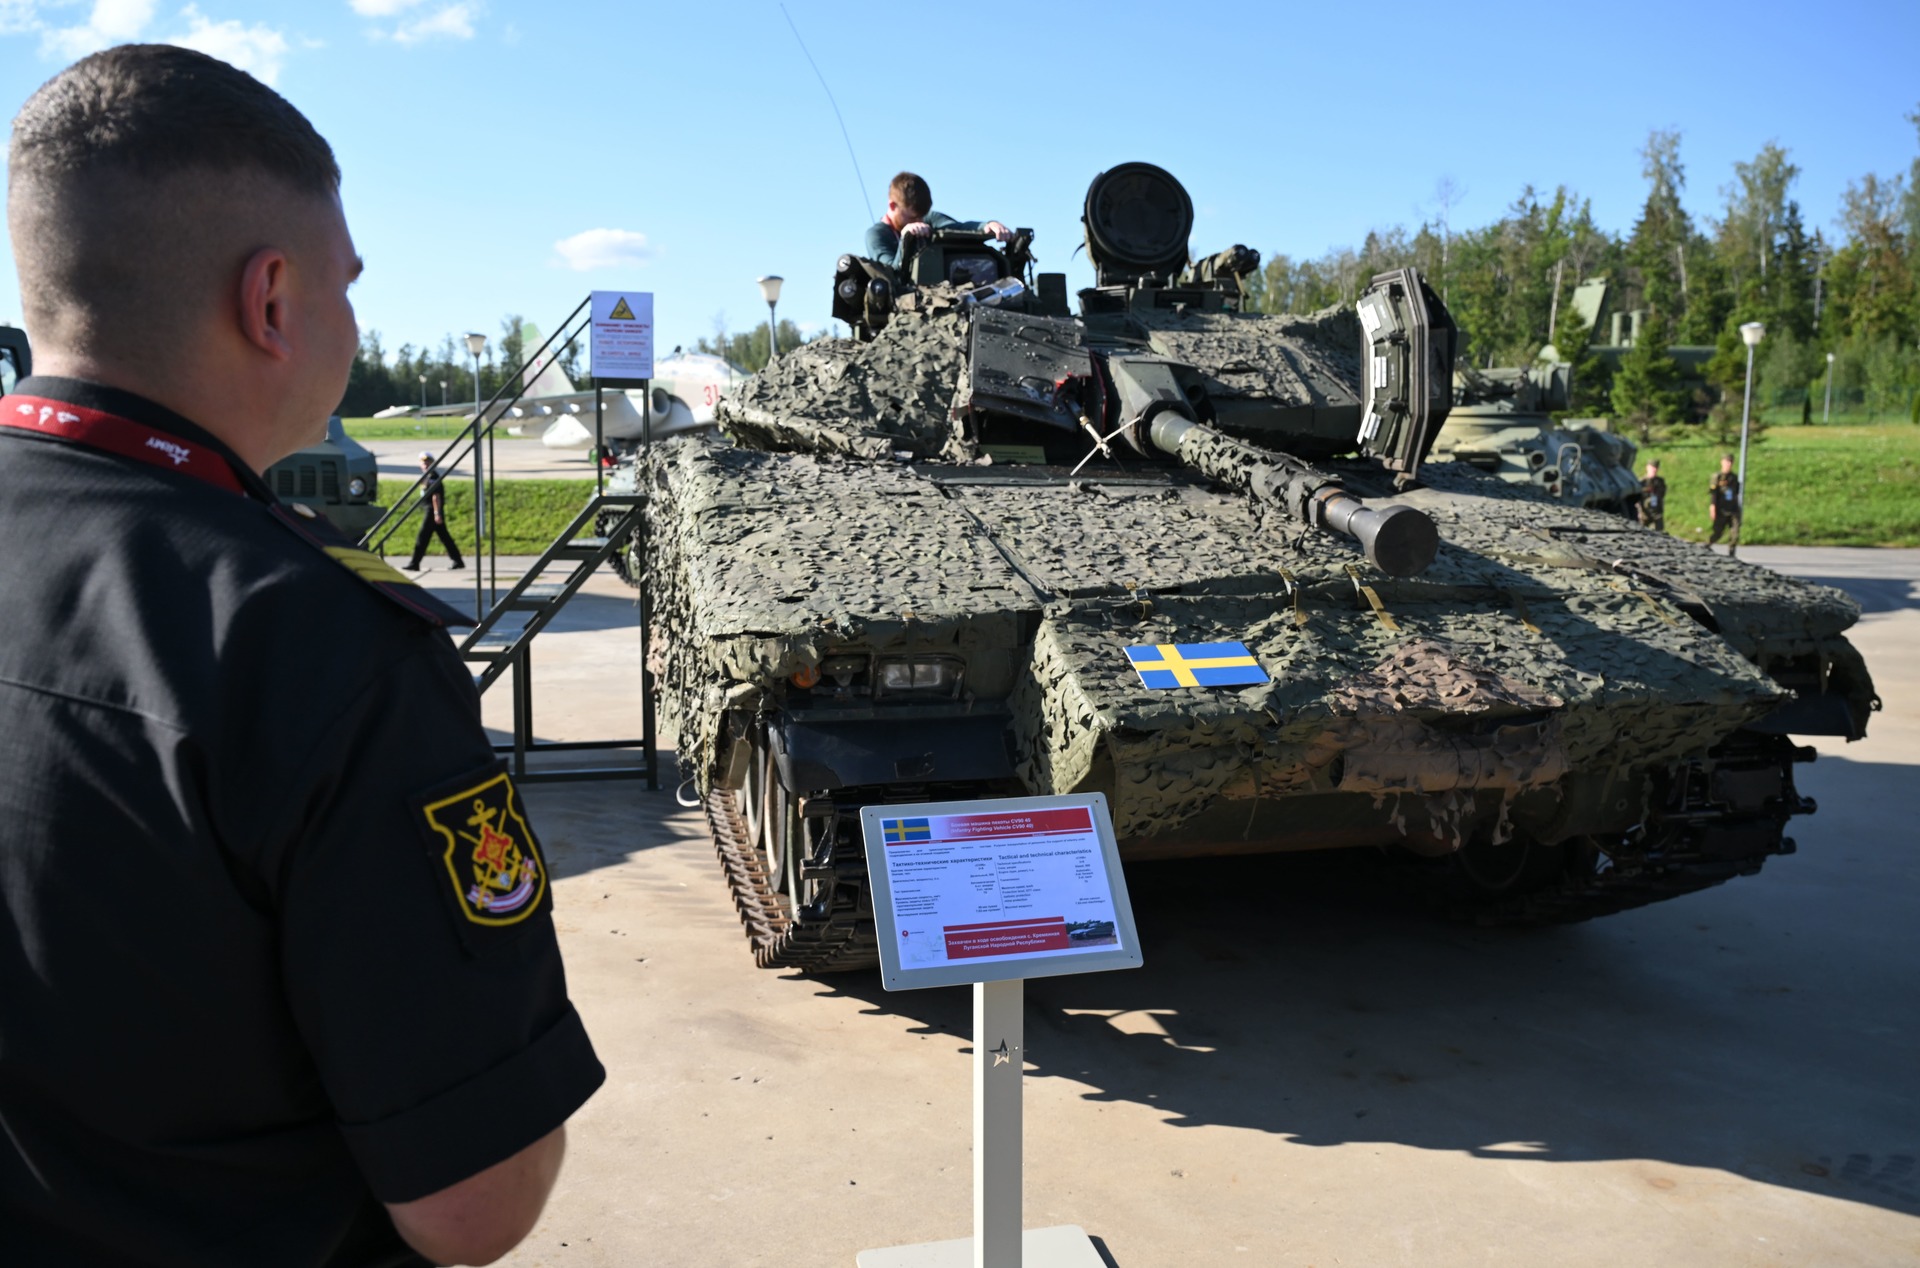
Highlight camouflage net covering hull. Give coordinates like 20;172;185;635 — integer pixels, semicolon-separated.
647;396;1872;964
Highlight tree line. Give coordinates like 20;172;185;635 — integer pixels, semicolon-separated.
337;316;585;418
335;310;810;417
1241;107;1920;432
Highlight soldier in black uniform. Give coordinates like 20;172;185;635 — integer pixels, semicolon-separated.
1708;451;1742;550
405;449;466;570
0;46;602;1266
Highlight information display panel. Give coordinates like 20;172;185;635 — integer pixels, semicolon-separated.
861;793;1141;991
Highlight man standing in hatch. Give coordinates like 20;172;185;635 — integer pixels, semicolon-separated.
864;170;1012;272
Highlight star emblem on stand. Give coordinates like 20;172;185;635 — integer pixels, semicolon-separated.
991;1040;1011;1066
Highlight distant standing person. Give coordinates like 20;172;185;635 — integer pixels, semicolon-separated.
1638;459;1667;532
1708;452;1742;550
864;170;1011;272
405;449;465;570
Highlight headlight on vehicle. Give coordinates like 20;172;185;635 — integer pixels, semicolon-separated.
874;656;964;699
347;476;368;498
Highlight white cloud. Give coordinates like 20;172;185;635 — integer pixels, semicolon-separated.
348;0;423;14
553;228;655;273
22;3;293;85
389;1;474;44
167;6;288;84
42;0;157;59
0;0;48;37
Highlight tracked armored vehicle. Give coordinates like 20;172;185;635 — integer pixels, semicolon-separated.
642;163;1877;972
1431;361;1642;513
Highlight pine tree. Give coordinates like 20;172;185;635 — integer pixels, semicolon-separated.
1610;311;1686;442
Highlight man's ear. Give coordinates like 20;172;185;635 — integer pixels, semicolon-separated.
237;246;294;361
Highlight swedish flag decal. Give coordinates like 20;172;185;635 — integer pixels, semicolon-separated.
882;817;933;845
1125;641;1270;689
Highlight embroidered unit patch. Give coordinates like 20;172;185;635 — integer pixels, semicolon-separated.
419;771;549;926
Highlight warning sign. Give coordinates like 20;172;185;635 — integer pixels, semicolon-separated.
590;291;653;381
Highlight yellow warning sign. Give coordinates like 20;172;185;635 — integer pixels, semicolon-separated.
607;297;636;321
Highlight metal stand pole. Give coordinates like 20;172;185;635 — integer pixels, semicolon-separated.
1734;343;1755;558
855;980;1101;1267
975;979;1023;1268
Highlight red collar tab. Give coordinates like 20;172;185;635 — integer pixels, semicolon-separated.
0;393;247;495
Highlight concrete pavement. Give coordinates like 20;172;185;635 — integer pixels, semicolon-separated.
418;548;1920;1268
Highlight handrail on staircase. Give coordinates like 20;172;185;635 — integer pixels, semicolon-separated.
361;296;594;616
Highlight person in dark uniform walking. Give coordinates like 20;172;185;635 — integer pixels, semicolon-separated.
0;46;602;1267
405;449;465;570
1637;459;1667;532
1708;451;1742;550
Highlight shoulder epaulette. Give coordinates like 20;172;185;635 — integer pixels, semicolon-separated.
268;503;476;629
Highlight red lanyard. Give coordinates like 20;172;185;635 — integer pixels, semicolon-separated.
0;394;248;495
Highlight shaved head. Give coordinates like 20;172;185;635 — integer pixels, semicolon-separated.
8;44;341;369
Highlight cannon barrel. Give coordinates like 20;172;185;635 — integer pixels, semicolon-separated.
1144;411;1440;577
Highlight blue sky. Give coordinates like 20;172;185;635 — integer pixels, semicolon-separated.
0;0;1915;382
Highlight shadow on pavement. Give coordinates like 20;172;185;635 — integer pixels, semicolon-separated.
807;751;1920;1221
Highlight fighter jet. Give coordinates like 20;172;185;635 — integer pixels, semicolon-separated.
532;348;747;452
366;328;748;456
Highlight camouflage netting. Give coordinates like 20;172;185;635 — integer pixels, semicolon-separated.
716;289;977;462
650;426;1869;845
1138;306;1363;410
646;438;1040;773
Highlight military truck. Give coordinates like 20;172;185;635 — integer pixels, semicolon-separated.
263;415;384;536
638;162;1876;973
0;325;30;391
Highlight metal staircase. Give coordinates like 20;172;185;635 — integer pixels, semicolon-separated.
457;492;656;785
359;298;659;786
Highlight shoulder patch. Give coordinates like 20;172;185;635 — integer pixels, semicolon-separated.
268;503;474;628
415;766;552;945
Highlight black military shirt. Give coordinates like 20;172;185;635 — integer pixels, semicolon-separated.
0;378;604;1266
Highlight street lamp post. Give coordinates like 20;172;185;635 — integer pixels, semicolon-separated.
757;275;784;368
418;373;426;411
464;331;488;565
1823;351;1835;423
439;379;447;407
464;332;487;526
1734;321;1764;558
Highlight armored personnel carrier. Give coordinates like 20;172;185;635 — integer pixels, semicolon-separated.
641;163;1876;972
1431;362;1643;513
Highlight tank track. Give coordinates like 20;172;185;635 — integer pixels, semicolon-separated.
595;509;639;588
1442;731;1815;927
706;788;878;973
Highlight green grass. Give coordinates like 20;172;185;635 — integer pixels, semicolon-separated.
1639;423;1920;547
342;416;476;440
367;479;602;557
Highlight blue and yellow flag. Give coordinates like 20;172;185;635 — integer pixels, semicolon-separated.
1125;641;1269;689
882;817;933;845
